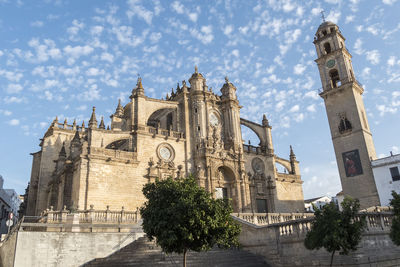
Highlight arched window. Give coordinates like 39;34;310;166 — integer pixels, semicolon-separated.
106;139;129;151
322;30;327;36
329;69;340;88
324;43;332;54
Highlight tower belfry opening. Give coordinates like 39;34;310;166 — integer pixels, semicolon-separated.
324;42;332;54
329;69;340;88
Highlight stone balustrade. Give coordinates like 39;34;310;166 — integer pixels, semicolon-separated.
234;211;394;238
234;212;315;226
242;144;262;154
146;126;185;139
42;206;141;224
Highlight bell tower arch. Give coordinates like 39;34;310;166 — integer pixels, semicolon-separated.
314;21;380;208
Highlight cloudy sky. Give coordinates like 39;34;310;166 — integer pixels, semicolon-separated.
0;0;399;199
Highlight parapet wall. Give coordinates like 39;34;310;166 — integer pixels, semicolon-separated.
235;211;400;266
0;222;144;267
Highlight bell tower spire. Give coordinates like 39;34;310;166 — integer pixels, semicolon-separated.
314;21;380;208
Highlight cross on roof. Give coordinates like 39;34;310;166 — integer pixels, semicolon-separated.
321;10;326;22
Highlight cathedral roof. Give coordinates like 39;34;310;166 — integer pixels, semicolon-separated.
317;21;336;30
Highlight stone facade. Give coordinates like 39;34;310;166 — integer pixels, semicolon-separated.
26;68;304;215
314;21;380;208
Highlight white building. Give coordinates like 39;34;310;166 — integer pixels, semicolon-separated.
0;175;21;235
371;153;400;206
304;196;332;212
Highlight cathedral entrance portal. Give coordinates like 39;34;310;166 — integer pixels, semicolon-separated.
215;166;237;210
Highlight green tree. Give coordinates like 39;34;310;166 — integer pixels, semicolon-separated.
140;176;241;267
304;197;366;267
390;191;400;245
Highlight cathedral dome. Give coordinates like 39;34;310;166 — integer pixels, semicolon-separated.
123;102;132;118
317;21;336;31
315;21;339;39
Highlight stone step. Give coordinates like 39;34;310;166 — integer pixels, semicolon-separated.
84;236;271;267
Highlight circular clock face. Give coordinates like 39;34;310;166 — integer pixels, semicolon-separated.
326;59;336;68
159;147;171;160
209;113;219;126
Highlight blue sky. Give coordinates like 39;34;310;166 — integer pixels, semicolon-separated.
0;0;399;199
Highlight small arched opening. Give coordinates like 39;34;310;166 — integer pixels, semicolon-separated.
241;124;262;146
106;139;130;151
324;42;332;54
147;108;176;131
329;69;340;88
275;162;290;174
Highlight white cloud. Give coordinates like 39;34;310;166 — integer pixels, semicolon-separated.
353;38;364;55
362;67;371;77
100;52;114;63
149;32;162;43
311;8;321;16
366;50;380;65
31;20;44;27
64;45;94;58
4;96;23;104
78;84;101;101
376;104;397;116
27;38;62;63
5;83;23;94
382;0;398;5
345;15;354;23
86;68;101;76
307;104;316;112
127;0;154;24
190;25;214;44
0;70;23;82
304;91;319;99
293;64;306;75
171;1;184;14
326;11;341;24
0;109;12;116
91;25;104;35
224;25;234;36
8;119;20;126
67;19;84;37
188;13;198;22
294;113;304;122
232;49;239;57
388;56;396;66
289;105;300;112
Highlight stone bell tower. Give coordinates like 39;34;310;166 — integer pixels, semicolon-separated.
314;21;380;208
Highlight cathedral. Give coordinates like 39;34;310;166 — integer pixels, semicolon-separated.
25;67;304;216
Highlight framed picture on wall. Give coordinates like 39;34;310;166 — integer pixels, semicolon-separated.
342;149;363;177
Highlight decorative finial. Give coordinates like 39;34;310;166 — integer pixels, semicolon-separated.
290;145;295;157
225;76;229;83
115;99;123;116
89;106;98;129
99;116;105;129
59;142;67;158
195;65;198;73
320;10;325;22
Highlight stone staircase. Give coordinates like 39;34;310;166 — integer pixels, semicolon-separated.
84;236;271;267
